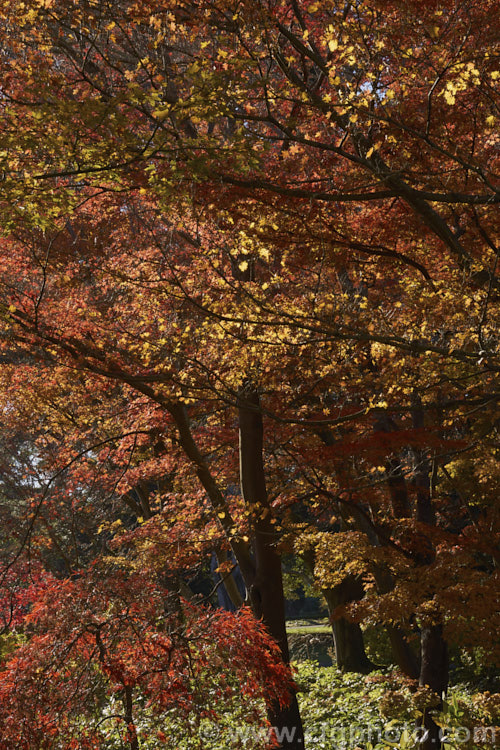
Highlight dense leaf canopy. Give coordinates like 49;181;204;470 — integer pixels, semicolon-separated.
0;1;498;748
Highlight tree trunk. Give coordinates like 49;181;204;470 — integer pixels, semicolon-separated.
374;413;412;519
412;394;448;749
419;624;448;750
123;685;140;750
371;412;422;678
239;384;305;750
374;567;420;678
312;427;374;673
166;398;305;748
323;579;375;673
386;624;420;678
215;547;245;610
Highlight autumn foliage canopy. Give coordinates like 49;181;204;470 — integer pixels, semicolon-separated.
0;0;498;747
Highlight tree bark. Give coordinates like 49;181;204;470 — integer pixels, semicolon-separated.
412;393;448;750
215;547;245;610
419;624;448;750
167;398;304;747
386;624;420;679
374;566;420;678
238;384;305;750
323;578;375;673
123;685;140;750
374;413;412;519
371;414;422;677
412;392;436;527
313;424;374;672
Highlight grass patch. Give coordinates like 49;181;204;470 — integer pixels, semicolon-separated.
286;625;332;635
286;618;331;635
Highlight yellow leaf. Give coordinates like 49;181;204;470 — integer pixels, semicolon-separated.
328;39;338;52
153;106;170;120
